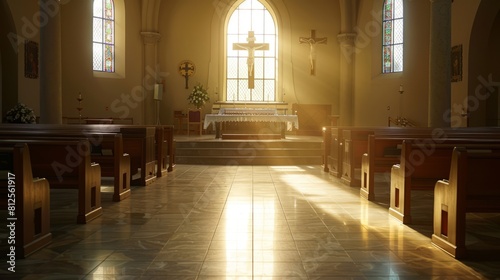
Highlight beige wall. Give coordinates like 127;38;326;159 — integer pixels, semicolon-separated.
4;0;41;115
467;0;500;127
61;0;144;123
354;0;431;126
451;0;480;127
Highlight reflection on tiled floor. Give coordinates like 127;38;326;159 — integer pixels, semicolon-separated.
2;164;500;279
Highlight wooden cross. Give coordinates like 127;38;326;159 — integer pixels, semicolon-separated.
233;31;269;89
178;61;195;89
299;29;327;75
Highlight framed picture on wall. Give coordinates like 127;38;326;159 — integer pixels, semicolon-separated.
451;44;462;82
24;40;39;79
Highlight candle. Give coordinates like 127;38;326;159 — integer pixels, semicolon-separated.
399;85;403;92
79;92;82;99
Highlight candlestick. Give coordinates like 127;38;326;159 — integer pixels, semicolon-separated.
76;92;84;123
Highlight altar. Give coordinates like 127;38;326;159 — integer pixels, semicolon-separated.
204;108;299;139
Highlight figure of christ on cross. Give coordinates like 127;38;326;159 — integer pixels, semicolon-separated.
233;31;269;89
178;61;195;89
299;29;327;75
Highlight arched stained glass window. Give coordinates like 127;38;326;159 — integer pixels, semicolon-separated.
226;0;277;101
93;0;115;72
382;0;403;73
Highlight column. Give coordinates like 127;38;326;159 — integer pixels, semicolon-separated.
337;33;357;126
39;0;62;124
141;32;161;125
428;0;451;127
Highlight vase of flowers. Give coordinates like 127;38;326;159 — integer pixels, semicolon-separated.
4;103;37;124
188;83;210;109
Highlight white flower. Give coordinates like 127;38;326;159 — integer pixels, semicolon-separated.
187;84;210;108
5;103;36;124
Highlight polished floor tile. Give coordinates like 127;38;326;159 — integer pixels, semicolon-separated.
1;164;500;279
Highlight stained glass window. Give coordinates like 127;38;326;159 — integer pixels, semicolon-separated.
226;0;277;101
93;0;115;72
382;0;403;73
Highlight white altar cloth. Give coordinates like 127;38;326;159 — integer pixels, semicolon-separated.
203;114;299;130
219;108;278;115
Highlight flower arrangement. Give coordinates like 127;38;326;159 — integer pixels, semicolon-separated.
188;83;210;109
4;103;37;124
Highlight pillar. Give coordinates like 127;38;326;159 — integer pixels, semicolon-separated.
141;32;161;125
39;0;62;124
428;0;451;127
337;33;357;126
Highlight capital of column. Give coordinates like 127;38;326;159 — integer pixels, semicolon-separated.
337;33;357;46
141;32;161;45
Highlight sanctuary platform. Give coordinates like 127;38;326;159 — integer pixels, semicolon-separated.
174;134;323;166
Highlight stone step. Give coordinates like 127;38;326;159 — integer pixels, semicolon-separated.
174;137;323;165
175;155;323;165
221;133;282;140
176;147;322;157
175;140;321;149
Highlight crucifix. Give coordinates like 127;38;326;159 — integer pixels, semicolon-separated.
299;29;327;75
178;60;195;89
233;31;269;89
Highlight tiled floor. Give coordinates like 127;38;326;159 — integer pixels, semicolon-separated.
2;164;500;279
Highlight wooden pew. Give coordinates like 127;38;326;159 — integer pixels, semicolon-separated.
23;124;156;186
0;139;102;224
360;129;500;201
73;124;174;178
324;126;500;190
329;126;436;183
0;143;51;258
389;140;500;224
0;124;161;186
0;130;131;202
326;126;431;184
431;146;500;258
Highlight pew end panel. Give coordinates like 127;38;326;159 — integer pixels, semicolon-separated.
120;127;157;186
432;147;500;258
341;130;373;187
322;126;332;172
155;125;174;177
90;133;131;202
360;136;402;201
388;163;407;223
389;140;454;224
0;143;52;258
113;152;130;202
328;127;343;177
78;161;102;224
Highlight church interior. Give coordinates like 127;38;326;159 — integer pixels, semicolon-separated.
1;0;500;278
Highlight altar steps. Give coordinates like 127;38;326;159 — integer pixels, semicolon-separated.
174;138;323;165
221;134;281;140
